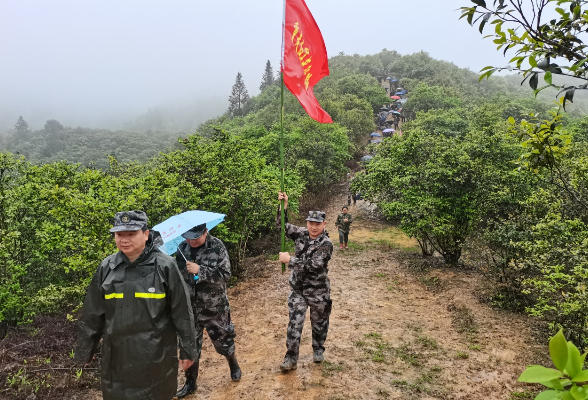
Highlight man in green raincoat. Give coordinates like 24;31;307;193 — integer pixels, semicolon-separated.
74;210;197;400
335;206;353;250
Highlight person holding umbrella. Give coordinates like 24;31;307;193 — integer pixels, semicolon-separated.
174;223;242;398
74;210;197;400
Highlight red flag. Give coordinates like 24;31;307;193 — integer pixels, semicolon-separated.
282;0;333;123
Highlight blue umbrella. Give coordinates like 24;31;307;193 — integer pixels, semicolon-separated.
382;128;395;133
360;155;374;162
153;210;225;255
370;132;382;137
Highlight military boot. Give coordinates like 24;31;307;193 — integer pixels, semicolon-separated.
175;360;198;398
225;353;242;382
313;350;324;363
280;357;297;372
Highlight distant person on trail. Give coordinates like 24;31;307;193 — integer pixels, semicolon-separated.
379;112;386;128
74;210;197;400
335;206;353;250
277;192;333;372
174;224;242;398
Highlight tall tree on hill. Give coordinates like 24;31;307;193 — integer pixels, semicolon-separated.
259;60;275;91
228;72;249;117
14;116;29;134
44;119;64;134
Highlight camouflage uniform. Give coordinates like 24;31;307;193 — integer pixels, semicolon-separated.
276;209;333;362
335;212;353;244
175;234;236;359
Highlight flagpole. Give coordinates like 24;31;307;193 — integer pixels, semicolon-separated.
280;0;286;273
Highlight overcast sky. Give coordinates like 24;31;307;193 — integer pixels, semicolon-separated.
0;0;511;130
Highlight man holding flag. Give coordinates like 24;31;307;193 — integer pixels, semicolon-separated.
276;0;333;372
277;192;333;372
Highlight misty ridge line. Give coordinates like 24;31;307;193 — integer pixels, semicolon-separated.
4;48;588;169
0;59;282;167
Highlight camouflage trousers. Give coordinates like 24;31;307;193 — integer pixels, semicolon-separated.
193;306;236;360
285;282;332;362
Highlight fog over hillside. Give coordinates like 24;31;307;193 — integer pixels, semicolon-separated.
1;0;521;133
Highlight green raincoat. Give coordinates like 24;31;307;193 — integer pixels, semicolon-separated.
75;232;197;400
335;212;353;233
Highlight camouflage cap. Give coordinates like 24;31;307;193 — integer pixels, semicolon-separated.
110;210;148;232
306;210;326;223
181;223;207;239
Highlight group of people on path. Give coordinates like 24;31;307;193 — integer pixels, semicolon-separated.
73;189;356;400
378;87;408;131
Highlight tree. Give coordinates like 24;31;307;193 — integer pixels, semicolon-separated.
44;119;64;134
14;116;29;134
402;83;462;120
460;0;588;107
460;0;588;211
259;60;275;91
353;106;523;266
228;72;250;117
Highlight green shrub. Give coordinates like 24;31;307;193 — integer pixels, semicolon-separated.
354;106;523;265
518;330;588;399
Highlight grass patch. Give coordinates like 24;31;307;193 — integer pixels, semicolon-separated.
401;246;422;253
509;391;537;399
416;335;438;350
456;351;469;359
391;379;432;395
418;276;442;291
352;226;418;250
391;366;444;397
416;366;443;384
374;272;386;278
447;303;478;335
346;242;366;251
469;344;481;351
396;343;422;366
371;349;386;362
322;360;345;377
359;332;394;364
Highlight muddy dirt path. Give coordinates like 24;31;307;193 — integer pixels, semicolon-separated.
171;191;544;400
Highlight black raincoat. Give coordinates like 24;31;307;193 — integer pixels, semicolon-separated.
75;231;197;400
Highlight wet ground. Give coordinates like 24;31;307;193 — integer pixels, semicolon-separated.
4;191;543;399
163;194;544;400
